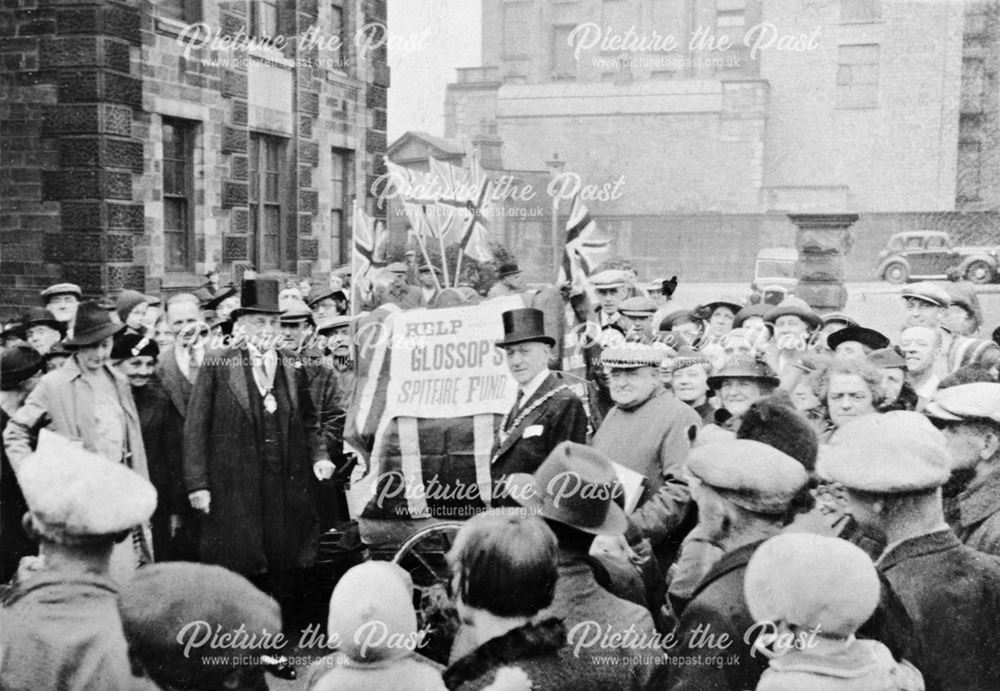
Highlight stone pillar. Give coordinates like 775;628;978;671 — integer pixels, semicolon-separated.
788;213;859;312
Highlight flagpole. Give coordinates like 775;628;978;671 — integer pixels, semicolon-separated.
351;200;360;317
423;205;451;287
551;198;560;280
414;215;442;293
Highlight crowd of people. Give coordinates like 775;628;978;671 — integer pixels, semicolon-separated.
2;254;1000;690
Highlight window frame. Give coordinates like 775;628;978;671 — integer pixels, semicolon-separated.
836;43;880;109
161;117;197;273
330;147;354;266
249;133;287;272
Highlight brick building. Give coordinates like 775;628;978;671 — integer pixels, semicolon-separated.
0;0;389;317
445;0;1000;282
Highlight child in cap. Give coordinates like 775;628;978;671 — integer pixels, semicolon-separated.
305;561;445;691
744;533;923;691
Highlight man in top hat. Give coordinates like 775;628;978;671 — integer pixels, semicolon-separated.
651;439;808;691
492;308;588;499
818;411;1000;691
118;562;282;691
376;261;423;309
4;301;154;582
0;345;44;582
925;383;1000;556
21;306;66;356
183;278;334;617
764;297;822;386
0;431;156;690
592;344;700;569
279;299;349;527
40;282;82;338
617;296;658;343
826;324;890;359
111;331;188;562
487;260;524;297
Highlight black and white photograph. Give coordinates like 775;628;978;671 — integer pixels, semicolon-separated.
2;0;1000;688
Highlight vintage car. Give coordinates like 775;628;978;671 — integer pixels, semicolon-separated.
875;230;999;284
750;247;798;305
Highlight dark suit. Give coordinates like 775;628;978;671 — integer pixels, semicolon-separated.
156;348;198;559
653;539;768;691
183;347;329;577
157;347;194;422
491;371;587;502
877;529;1000;691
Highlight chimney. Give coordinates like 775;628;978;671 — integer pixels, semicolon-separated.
472;118;503;169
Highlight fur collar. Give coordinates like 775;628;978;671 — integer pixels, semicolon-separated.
444;618;565;688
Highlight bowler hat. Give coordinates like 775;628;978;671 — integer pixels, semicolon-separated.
827;325;890;352
506;441;628;535
497;261;521;279
707;355;780;390
63;301;125;347
0;345;44;391
230;278;281;318
22;307;66;336
496;308;554;347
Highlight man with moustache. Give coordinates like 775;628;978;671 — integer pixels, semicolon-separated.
764;297;822;386
184;279;334;622
111;332;186;561
491;308;587;502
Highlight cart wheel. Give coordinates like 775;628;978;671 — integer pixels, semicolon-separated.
392;522;463;665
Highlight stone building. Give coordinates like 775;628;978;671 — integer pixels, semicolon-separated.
0;0;388;317
445;0;999;282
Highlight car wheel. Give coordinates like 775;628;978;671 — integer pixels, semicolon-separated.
966;260;995;285
883;262;908;284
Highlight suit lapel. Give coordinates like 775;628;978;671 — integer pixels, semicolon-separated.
492;372;558;461
159;353;191;418
225;349;253;419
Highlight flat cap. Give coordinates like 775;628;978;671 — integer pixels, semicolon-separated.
590;269;628;289
618;296;657;316
279;298;315;325
386;262;409;273
118;562;281;687
745;534;880;637
40;283;82;300
19;430;157;543
925;383;1000;424
601;343;664;369
900;282;951;308
818;411;951;493
687;439;808;514
868;346;907;370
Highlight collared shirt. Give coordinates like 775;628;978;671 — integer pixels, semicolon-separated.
246;343;277;396
875;526;951;568
175;342;205;382
518;368;550;404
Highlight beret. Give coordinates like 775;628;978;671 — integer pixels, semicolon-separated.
590;269;628;289
925;383;1000;424
328;562;418;663
900;282;951;308
602;343;664;369
40;283;82;300
618;296;657;316
118;562;281;687
687;439;808;514
19;430;157;543
745;533;880;637
817;411;952;492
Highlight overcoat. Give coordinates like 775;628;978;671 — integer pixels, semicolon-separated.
876;529;1000;691
183;347;328;575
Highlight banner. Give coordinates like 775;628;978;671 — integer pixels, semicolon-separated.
384;298;520;419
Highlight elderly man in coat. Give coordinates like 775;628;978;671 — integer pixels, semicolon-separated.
0;432;156;690
650;439;809;691
183;279;334;619
925;383;1000;556
819;411;1000;691
4;301;153;582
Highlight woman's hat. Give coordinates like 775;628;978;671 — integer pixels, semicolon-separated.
63;301;125;347
707;355;780;390
0;345;44;391
111;333;159;361
201;284;237;311
826;325;890;352
497;260;521;279
230;279;281;318
327;562;418;663
764;297;822;330
22;307;66;336
659;309;703;332
733;302;772;328
496;308;554;347
306;287;347;308
115;290;157;323
703;298;743;315
506;441;628;536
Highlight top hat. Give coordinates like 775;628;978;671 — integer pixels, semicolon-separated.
506;442;628;536
497;261;521;279
230;279;281;318
63;301;125;347
496;308;554;347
